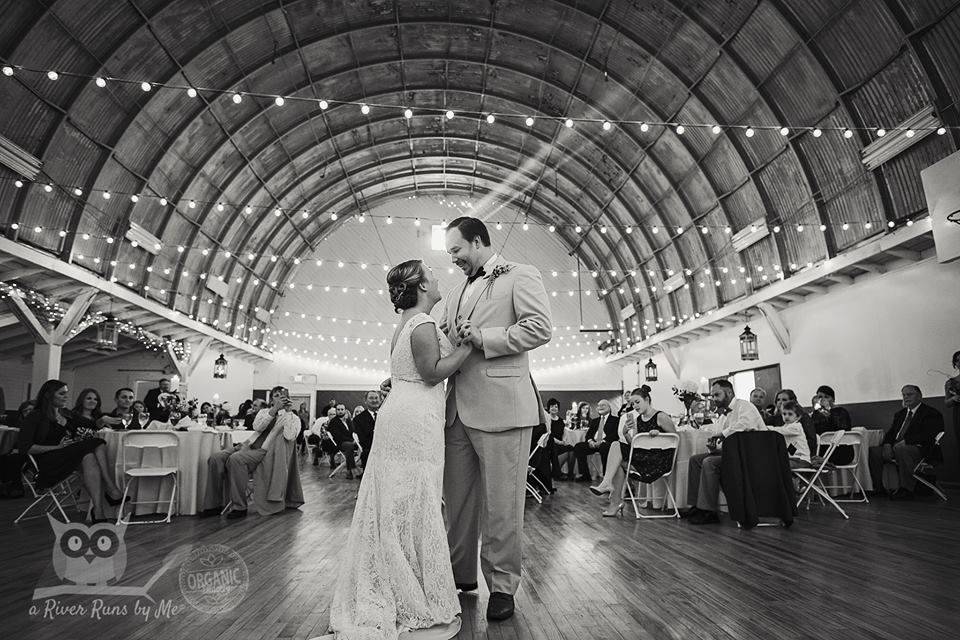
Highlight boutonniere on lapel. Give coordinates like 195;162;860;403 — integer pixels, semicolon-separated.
482;264;512;299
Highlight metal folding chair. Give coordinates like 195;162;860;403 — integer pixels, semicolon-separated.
817;430;869;503
622;433;680;519
116;431;180;525
328;432;362;479
15;454;89;523
793;431;848;519
526;432;551;503
913;432;947;501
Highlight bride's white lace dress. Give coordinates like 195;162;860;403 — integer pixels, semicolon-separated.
327;313;460;639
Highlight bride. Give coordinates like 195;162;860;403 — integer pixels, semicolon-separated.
320;259;471;640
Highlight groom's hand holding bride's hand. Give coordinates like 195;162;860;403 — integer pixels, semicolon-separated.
457;320;483;350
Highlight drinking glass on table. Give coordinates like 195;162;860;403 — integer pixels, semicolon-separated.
137;412;149;429
120;411;133;429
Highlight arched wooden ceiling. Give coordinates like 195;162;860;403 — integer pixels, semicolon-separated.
1;0;957;350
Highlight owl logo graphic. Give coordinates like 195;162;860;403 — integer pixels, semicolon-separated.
47;514;127;586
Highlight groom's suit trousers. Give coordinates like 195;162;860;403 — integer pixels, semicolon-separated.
444;415;532;595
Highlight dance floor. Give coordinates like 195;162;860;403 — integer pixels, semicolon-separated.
1;457;958;640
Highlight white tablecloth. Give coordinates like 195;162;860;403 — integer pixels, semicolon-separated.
563;427;587;446
104;429;245;516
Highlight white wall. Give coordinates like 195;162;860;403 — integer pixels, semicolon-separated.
621;258;960;413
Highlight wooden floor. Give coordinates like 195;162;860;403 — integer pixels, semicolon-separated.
2;457;958;640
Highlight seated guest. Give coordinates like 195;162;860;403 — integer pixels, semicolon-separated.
571;402;591;430
100;388;136;428
18;380;125;523
591;390;644;495
66;388;105;441
143;378;172;422
244;400;263;429
351;391;381;470
215;403;232;426
617;391;633;417
11;400;35;428
308;406;337;466
325;404;359;479
603;386;676;517
203;386;299;518
573;399;619;482
335;403;353;428
684;379;767;525
749;388;771;421
767;389;796;425
811;385;854;464
766;401;811;468
868;385;945;499
547;399;575;479
946;350;960;467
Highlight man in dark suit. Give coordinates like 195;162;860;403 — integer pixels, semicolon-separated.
868;385;944;499
572;399;619;482
143;378;172;422
325;406;358;479
352;390;381;470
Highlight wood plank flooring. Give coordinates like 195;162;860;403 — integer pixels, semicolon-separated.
1;457;958;640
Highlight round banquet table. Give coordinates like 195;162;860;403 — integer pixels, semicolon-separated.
103;429;250;516
563;427;588;446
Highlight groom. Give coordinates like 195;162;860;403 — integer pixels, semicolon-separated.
440;217;552;621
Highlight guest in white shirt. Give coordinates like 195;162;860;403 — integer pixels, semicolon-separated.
202;385;300;519
684;379;766;524
767;402;811;467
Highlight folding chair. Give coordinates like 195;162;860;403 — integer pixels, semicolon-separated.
526;433;551;503
15;454;89;523
817;430;869;503
913;432;947;501
328;432;362;479
116;431;180;525
622;433;680;519
793;431;848;519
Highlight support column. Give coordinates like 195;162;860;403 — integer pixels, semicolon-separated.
32;343;63;392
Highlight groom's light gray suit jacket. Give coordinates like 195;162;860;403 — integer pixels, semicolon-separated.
440;255;553;432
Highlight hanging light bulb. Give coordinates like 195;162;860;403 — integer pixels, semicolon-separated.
602;120;611;131
486;114;496;124
140;81;152;92
564;118;574;128
574;225;582;233
274;96;285;106
232;93;242;104
445;110;455;120
404;108;413;119
159;197;168;206
43;183;53;193
274;208;282;217
216;202;224;211
812;128;822;137
385;216;393;224
73;187;83;196
652;225;659;234
319;99;329;109
937;126;946;136
187;87;197;98
102;191;111;200
1;65;13;76
640;122;650;132
843;128;853;139
711;124;722;134
675;124;685;135
189;199;196;208
47;70;59;81
130;194;139;203
905;129;916;138
745;127;755;138
244;205;252;214
525;116;535;127
548;224;556;232
413;217;420;226
495;221;503;230
876;128;886;137
94;76;106;87
779;126;789;136
360;104;370;115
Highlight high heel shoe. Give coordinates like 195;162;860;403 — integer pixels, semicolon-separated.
601;504;624;517
589;484;612;496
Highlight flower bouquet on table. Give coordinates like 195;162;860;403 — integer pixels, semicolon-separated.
672;380;708;429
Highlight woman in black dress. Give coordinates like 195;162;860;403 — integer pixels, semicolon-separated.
811;385;855;465
64;388;105;442
17;380;125;522
603;385;676;517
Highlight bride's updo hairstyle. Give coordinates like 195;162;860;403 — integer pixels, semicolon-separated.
387;259;426;312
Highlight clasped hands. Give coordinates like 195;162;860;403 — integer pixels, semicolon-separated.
455;320;483;351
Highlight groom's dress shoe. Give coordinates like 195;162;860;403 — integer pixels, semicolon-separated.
486;592;515;621
455;582;478;592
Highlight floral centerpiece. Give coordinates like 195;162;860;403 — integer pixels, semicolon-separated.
672;380;706;429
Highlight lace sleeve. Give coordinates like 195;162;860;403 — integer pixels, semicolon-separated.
407;313;437;333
